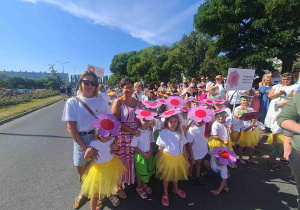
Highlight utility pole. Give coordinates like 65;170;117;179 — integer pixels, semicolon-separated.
56;61;69;86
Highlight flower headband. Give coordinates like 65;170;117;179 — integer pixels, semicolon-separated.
166;96;185;109
214;108;226;115
212;147;236;166
203;99;215;105
185;97;194;102
142;101;161;109
188;106;213;122
135;109;157;120
156;99;166;105
92;114;121;137
215;99;227;105
181;107;189;112
159;108;181;118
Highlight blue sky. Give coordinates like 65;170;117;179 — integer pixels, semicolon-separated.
0;0;203;77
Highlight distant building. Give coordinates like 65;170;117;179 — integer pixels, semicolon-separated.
0;70;69;83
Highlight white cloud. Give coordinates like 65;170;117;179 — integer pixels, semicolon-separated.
22;0;203;44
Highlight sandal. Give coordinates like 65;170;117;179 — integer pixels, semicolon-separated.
162;195;169;206
239;158;246;164
73;195;85;209
117;189;127;199
248;159;259;164
109;195;120;207
96;201;103;210
172;189;186;198
136;187;148;199
143;184;152;194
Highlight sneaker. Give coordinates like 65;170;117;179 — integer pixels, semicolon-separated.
196;177;205;186
223;183;229;192
188;176;196;186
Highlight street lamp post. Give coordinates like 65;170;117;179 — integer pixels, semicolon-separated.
71;67;78;83
56;61;69;86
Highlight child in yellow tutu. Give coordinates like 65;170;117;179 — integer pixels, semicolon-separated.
155;109;190;207
131;109;156;199
266;120;283;170
233;95;262;164
81;114;127;210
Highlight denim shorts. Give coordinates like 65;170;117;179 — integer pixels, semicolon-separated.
73;134;93;166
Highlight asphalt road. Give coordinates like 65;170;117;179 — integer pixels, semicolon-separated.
0;100;298;210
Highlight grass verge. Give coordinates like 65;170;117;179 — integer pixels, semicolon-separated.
0;95;63;121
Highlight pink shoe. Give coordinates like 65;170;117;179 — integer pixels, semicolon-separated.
172;189;186;198
162;195;169;206
143;184;152;194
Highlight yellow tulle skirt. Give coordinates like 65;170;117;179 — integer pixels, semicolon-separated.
237;129;263;147
230;132;241;146
155;151;188;182
208;136;234;151
81;156;127;199
266;132;283;145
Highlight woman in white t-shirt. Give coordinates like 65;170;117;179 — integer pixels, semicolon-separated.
62;71;112;208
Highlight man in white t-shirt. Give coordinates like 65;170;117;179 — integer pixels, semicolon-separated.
206;77;213;91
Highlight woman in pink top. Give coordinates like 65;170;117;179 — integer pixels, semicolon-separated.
251;90;261;112
198;84;207;100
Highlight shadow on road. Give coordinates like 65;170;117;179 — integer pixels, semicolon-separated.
0;132;71;139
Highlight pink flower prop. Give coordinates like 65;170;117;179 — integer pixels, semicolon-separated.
203;99;215;105
215;99;227;104
159;108;181;118
214;108;226;115
212;147;236;165
143;102;161;109
156;99;166;105
188;106;213;122
166;96;185;109
228;70;240;88
185;97;194;102
135;109;157;120
182;107;189;112
142;101;151;104
92;114;121;137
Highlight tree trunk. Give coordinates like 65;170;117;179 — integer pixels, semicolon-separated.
281;59;294;73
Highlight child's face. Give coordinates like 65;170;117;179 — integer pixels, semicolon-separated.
205;104;213;109
215;104;222;109
209;89;217;96
215;113;226;124
191;102;198;108
167;116;178;131
140;119;151;127
254;91;261;98
186;102;191;108
182;112;188;116
240;98;249;106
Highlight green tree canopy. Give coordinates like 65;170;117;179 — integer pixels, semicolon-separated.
194;0;300;73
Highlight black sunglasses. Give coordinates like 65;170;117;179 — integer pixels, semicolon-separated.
82;80;97;86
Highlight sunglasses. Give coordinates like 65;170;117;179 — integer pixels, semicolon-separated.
81;80;97;86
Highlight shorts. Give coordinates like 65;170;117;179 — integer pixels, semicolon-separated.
73;134;93;166
271;145;283;157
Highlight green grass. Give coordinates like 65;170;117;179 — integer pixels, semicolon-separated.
0;95;63;121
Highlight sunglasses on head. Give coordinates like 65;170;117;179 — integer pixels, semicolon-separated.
82;80;97;86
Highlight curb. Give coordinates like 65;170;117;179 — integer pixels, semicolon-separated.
0;97;65;126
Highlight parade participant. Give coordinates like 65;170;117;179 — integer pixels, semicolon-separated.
199;84;207;100
80;114;126;210
178;107;190;136
62;71;112;209
187;120;207;186
185;84;199;99
258;75;273;121
98;84;109;105
155;111;189;207
132;82;144;102
251;90;261;112
214;75;226;99
130;110;156;199
265;73;297;128
210;147;236;195
266;121;283;171
111;77;141;199
207;86;222;101
233;95;262;164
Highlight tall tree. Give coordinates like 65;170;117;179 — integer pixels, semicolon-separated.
194;0;300;73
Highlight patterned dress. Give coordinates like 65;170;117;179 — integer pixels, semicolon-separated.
115;99;139;185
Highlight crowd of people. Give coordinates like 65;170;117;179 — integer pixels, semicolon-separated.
62;68;300;210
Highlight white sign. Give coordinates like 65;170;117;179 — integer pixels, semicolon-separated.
225;68;255;91
87;64;105;77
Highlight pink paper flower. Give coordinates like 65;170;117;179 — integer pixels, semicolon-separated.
142;101;151;104
135;109;157;120
166;96;185;109
215;99;227;104
182;107;189;112
156;99;166;105
185;97;194;102
188;106;213;122
212;147;236;166
214;108;226;115
92;114;121;137
142;102;161;109
159;108;181;118
228;70;240;88
203;99;215;105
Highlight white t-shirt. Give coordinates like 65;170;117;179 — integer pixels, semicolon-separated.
89;137;115;164
227;90;248;105
179;113;190;127
186;125;208;160
156;129;187;157
153;118;164;133
132;91;143;102
272;84;299;102
131;128;155;153
215;83;226;99
211;120;230;141
224;107;232;117
158;86;166;91
206;81;213;91
61;95;112;132
232;106;253;132
271;121;283;133
99;91;110;104
209;150;228;179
